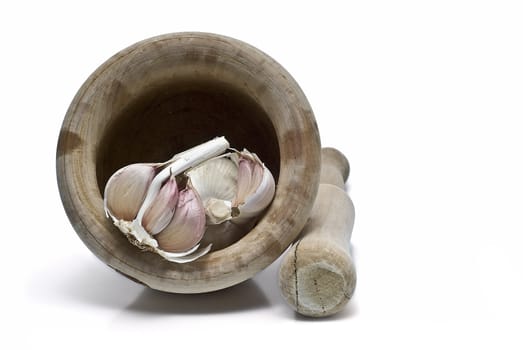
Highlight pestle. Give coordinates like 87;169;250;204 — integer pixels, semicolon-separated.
279;148;356;317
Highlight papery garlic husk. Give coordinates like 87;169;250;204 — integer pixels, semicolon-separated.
155;182;207;253
104;163;158;222
141;174;179;234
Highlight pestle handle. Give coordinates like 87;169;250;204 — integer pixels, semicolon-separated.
278;148;356;317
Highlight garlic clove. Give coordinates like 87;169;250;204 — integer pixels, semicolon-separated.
155;183;206;253
188;156;238;200
186;149;275;225
187;155;238;225
104;163;157;222
232;150;276;222
234;151;265;207
234;162;275;220
141;174;179;234
234;154;256;206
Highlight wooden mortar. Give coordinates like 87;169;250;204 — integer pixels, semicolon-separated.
56;32;321;293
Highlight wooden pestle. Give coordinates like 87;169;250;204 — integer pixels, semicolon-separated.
279;148;356;317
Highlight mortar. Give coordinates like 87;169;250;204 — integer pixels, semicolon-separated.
56;32;321;293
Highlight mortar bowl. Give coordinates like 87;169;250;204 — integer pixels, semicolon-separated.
56;32;321;293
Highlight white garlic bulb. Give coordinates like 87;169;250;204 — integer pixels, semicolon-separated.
103;137;228;262
103;137;276;263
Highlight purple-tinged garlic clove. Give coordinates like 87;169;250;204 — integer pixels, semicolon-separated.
155;183;207;253
232;150;275;223
141;174;179;234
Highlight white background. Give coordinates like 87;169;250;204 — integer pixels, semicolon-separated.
2;0;522;348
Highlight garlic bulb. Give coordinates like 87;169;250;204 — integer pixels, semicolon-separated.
103;137;276;263
103;137;229;262
152;182;210;263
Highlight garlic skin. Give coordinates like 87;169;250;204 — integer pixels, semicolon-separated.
104;163;157;222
